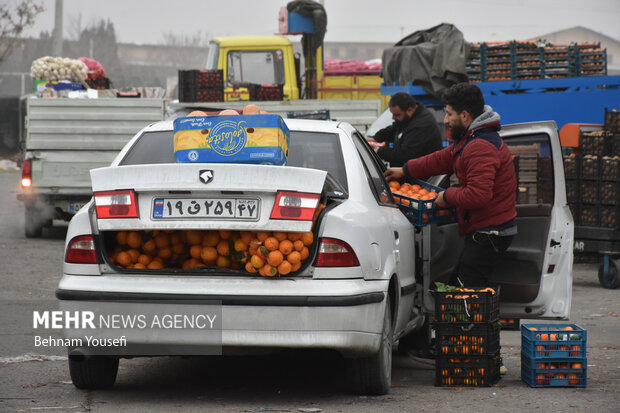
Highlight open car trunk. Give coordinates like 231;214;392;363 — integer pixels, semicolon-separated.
89;163;344;276
423;121;573;320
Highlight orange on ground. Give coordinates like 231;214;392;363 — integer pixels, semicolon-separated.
267;250;284;267
279;239;293;255
263;237;279;251
216;239;230;256
288;251;301;264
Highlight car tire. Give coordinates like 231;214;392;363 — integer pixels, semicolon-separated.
24;207;43;238
397;317;431;356
598;256;620;289
349;295;392;395
69;355;119;389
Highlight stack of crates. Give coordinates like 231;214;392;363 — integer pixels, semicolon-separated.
433;289;501;386
178;70;224;102
574;42;607;77
565;117;620;229
521;324;587;387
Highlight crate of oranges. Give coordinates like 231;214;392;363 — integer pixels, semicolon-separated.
521;356;587;387
436;354;501;387
433;287;500;323
434;322;501;356
521;324;587;359
388;179;456;227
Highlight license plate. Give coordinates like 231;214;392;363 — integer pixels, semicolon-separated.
69;203;85;213
152;197;259;220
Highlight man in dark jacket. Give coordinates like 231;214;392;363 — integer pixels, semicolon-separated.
385;83;517;288
368;92;443;166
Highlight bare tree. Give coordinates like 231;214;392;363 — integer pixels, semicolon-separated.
66;11;83;41
0;0;44;62
161;30;211;48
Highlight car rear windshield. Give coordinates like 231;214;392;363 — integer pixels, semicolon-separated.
120;130;348;190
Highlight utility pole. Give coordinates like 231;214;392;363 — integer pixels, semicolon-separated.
52;0;63;56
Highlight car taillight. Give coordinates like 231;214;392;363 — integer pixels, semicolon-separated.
315;238;360;267
21;159;32;188
270;191;320;221
65;235;98;264
94;190;139;219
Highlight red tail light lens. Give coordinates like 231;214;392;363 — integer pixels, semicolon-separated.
94;190;139;219
315;238;360;267
65;235;98;264
270;191;320;221
21;160;32;188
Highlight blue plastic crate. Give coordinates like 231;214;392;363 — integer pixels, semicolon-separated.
521;324;587;359
391;179;457;227
522;355;587;387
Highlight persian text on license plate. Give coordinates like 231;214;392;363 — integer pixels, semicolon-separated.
152;198;259;220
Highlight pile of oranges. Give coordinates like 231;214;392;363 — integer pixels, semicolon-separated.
108;229;313;277
388;181;438;207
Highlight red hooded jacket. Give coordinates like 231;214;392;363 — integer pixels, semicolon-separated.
402;107;517;236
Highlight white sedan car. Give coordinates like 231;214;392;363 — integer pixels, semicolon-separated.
58;119;418;395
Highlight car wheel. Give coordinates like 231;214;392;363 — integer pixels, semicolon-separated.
24;207;43;238
69;355;119;389
598;256;620;289
397;317;431;356
349;295;392;395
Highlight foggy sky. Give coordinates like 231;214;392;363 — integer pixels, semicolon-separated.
21;0;620;45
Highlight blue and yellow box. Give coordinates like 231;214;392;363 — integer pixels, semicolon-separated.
173;114;289;165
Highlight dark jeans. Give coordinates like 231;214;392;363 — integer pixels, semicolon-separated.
451;232;514;288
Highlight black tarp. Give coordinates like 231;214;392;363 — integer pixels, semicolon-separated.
287;0;327;54
381;23;470;99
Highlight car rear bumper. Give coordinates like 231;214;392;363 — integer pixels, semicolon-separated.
56;276;388;357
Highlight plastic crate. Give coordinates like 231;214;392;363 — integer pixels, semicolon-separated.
578;204;598;227
392;179;456;227
580;180;599;204
562;155;579;179
600;156;620;181
85;77;110;90
521;356;587;387
600;181;619;205
600;205;619;229
565;179;579;204
436;354;501;387
434;322;501;356
580;132;609;156
580;155;600;179
605;108;620;133
500;318;520;330
248;84;283;101
521;324;586;359
433;289;500;323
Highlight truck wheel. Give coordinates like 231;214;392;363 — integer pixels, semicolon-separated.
69;355;119;389
349;296;392;395
24;207;43;238
397;317;431;356
598;255;620;289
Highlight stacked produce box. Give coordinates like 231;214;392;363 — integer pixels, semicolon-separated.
178;70;224;102
521;324;587;387
565;112;620;229
466;41;607;82
433;287;501;386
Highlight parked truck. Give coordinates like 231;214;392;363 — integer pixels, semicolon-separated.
18;96;166;237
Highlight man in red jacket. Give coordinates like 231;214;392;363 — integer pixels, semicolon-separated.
385;83;517;288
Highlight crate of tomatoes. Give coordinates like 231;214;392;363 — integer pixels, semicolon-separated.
389;179;456;227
